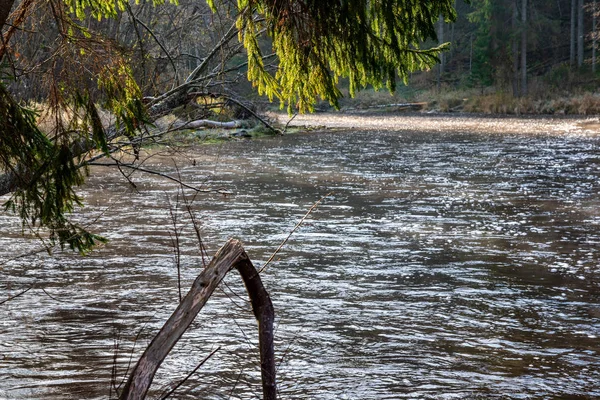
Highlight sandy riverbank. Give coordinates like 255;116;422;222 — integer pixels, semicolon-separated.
272;112;600;137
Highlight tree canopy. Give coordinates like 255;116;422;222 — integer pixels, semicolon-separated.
221;0;455;111
0;0;456;252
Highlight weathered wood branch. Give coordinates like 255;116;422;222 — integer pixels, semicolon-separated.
170;119;244;130
235;251;277;400
119;239;276;400
185;20;239;83
220;94;281;135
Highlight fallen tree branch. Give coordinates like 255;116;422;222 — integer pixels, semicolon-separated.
188;91;280;134
170;119;244;130
119;239;276;400
221;94;281;135
344;102;426;111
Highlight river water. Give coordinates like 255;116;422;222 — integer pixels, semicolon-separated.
1;114;600;399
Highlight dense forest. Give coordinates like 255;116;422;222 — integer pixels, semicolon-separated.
330;0;600;114
438;0;599;91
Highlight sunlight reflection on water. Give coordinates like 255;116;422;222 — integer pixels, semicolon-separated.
1;126;600;399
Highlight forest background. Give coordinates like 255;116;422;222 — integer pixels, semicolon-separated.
3;0;600;117
348;0;600;114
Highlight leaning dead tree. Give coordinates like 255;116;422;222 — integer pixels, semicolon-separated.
119;239;276;400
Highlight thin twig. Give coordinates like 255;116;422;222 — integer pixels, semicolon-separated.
159;346;221;400
39;287;70;302
182;193;208;267
258;192;332;274
227;367;245;400
124;2;146;85
229;314;253;350
87;162;212;193
276;325;306;372
132;13;179;87
111;328;121;400
283;113;298;133
167;191;182;303
175;165;210;267
116;313;157;392
219;280;251;309
0;286;32;306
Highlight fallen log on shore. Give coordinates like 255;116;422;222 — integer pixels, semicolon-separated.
170;119;245;130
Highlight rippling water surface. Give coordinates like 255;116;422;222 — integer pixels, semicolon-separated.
1;122;600;399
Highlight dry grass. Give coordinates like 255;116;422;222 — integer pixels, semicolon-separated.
29;101;116;136
461;92;600;115
336;84;600;116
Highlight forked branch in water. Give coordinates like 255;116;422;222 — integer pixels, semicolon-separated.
118;239;276;400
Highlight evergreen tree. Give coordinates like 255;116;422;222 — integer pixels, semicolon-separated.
0;0;457;252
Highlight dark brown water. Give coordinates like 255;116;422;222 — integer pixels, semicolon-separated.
1;124;600;399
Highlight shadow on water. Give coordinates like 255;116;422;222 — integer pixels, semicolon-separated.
1;125;600;399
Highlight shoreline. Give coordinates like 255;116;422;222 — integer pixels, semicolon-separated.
271;111;600;137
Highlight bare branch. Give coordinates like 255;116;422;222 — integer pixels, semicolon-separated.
259;192;332;274
0;286;32;306
159;346;221;400
186;19;239;83
86;161;214;193
130;12;180;87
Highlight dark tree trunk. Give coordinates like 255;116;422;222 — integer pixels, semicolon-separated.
578;0;585;67
0;0;15;29
437;15;444;92
594;0;597;72
512;0;519;97
521;0;527;96
572;0;577;66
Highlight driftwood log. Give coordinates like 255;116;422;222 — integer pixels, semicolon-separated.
119;239;276;400
171;119;244;130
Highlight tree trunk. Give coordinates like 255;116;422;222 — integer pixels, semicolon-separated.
469;34;473;75
512;0;519;97
594;0;597;72
436;15;444;92
171;119;244;130
0;0;15;29
572;0;577;66
578;0;585;67
521;0;527;96
119;239;276;400
450;1;455;58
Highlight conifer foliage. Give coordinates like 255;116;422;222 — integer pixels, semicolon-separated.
1;0;456;252
214;0;456;111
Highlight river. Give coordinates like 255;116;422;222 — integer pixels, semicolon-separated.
1;113;600;399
